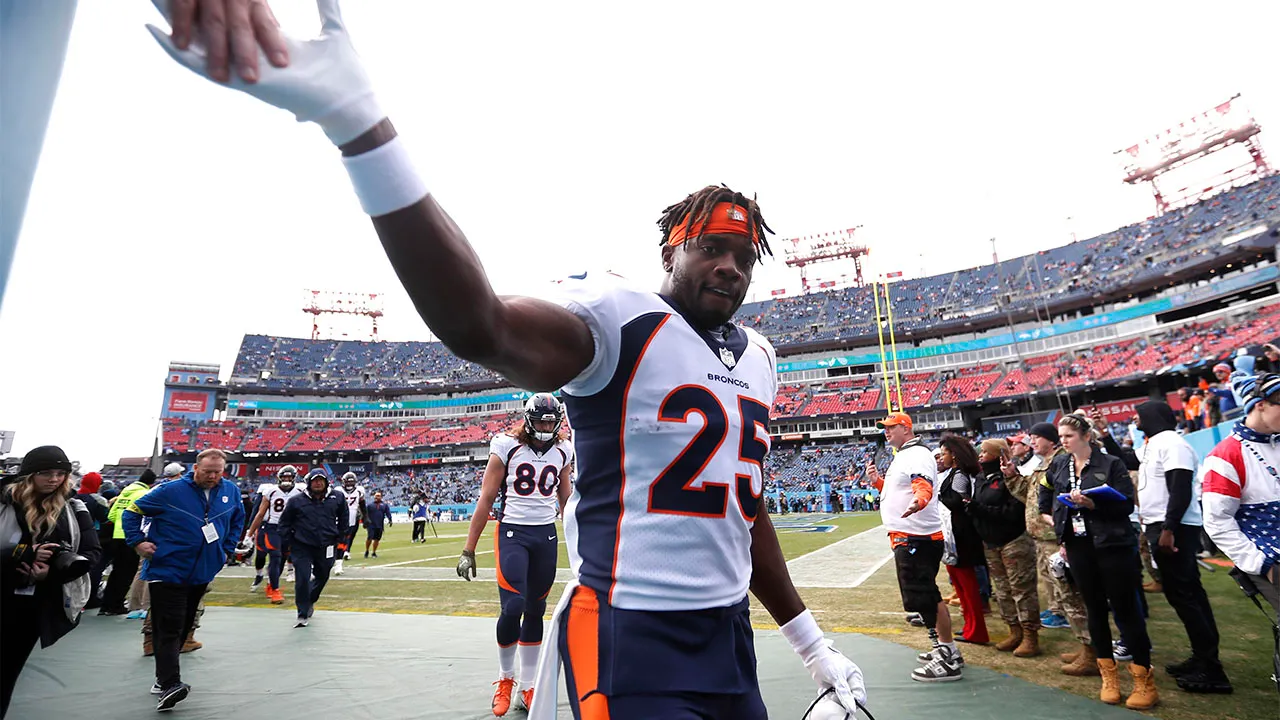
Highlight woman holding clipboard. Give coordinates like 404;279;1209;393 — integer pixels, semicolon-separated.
1041;413;1157;710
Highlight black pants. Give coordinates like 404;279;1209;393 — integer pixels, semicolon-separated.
150;582;208;690
893;537;944;628
1065;537;1151;667
1;594;41;718
291;544;334;619
1145;523;1221;665
100;541;140;612
412;519;426;542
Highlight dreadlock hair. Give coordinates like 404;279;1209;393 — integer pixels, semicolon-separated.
657;184;775;262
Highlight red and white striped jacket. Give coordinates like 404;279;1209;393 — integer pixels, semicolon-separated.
1202;425;1280;576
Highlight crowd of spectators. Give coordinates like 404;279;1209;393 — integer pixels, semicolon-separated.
223;175;1280;391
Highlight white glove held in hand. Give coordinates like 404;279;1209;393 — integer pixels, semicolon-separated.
147;0;384;145
781;609;868;711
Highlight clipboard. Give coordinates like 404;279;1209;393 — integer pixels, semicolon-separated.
1057;484;1126;509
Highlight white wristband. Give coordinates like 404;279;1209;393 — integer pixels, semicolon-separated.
780;609;825;659
341;136;429;217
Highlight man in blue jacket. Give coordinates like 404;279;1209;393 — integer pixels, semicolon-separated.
123;448;244;711
363;490;393;558
279;469;348;628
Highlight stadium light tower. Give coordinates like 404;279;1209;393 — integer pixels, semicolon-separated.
782;226;868;295
1115;94;1273;215
302;290;384;341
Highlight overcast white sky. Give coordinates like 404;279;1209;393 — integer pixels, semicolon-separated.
3;1;1279;471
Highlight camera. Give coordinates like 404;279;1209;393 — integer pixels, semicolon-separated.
48;542;90;578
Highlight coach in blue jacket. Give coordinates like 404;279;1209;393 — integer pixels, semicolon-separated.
279;469;348;628
123;448;243;711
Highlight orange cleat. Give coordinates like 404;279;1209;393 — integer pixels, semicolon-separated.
267;587;284;605
491;677;515;716
519;688;534;710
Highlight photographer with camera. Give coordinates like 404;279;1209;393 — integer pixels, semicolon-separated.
0;446;101;718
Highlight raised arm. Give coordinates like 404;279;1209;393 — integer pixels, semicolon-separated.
147;1;594;392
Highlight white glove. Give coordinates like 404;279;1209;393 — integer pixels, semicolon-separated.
146;0;384;146
781;610;868;712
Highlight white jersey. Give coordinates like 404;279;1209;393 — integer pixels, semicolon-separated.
343;485;366;526
259;483;304;525
878;439;942;537
1137;429;1201;526
490;434;574;526
552;275;778;611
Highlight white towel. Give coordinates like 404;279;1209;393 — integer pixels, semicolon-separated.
527;579;580;720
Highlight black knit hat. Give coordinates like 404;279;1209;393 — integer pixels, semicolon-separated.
18;446;73;476
1028;422;1060;445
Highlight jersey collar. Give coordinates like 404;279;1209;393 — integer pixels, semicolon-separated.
657;294;748;371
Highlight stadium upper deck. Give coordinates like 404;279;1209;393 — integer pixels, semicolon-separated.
228;175;1280;394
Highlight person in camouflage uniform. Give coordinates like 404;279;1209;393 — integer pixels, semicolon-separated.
972;439;1042;657
1009;422;1097;676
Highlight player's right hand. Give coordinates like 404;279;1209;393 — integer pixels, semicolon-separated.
146;0;384;146
457;549;476;581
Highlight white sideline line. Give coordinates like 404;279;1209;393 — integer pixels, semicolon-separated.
368;549;493;569
850;552;894;588
784;525;885;566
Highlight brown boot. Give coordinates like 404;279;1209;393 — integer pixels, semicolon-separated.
994;623;1022;652
1059;647;1081;663
1013;622;1041;658
1125;664;1159;710
180;631;203;654
1061;643;1099;676
1097;658;1121;705
142;634;153;657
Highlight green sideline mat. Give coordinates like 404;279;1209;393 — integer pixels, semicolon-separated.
9;607;1150;719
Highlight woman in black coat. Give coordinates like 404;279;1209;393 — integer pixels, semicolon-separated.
1041;414;1155;710
0;447;101;717
936;435;988;644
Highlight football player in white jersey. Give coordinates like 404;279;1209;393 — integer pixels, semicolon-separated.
243;465;304;605
457;393;574;715
148;8;867;717
336;471;365;574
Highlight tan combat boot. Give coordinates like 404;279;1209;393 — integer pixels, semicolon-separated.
993;623;1022;652
180;630;203;653
1013;622;1041;658
1125;664;1159;710
1061;643;1099;676
1097;658;1121;705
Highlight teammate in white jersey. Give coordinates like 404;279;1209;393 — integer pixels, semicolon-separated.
243;465;304;605
336;472;365;574
458;393;574;715
148;6;866;716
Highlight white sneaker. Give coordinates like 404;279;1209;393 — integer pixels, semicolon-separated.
284;567;295;583
916;646;965;668
150;682;163;695
250;576;264;592
334;559;344;576
911;646;964;683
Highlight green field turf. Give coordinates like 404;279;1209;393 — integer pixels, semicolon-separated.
203;514;1277;720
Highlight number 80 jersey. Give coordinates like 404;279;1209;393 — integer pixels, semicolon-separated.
490;433;575;526
553;276;777;612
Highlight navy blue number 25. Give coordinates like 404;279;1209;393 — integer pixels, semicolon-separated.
647;386;770;520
